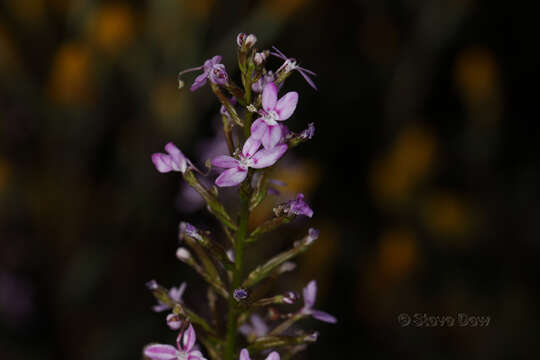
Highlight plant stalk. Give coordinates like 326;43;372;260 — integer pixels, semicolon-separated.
224;192;250;360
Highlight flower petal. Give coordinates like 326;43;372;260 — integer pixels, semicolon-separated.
182;324;196;351
177;282;187;298
242;136;261;158
211;55;222;64
251;314;269;336
250;144;287;169
312;310;337;323
264;351;280;360
275;92;298;120
262;82;278;111
240;349;251;360
144;344;178;360
298;68;317;90
250;118;267;141
165;142;187;173
215;167;248;187
190;73;208;91
211;155;239;168
303;280;317;308
152;153;173;173
152;303;169;312
261;125;282;150
187;350;206;360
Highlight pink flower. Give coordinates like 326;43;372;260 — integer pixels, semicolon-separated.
283;193;314;218
301;280;337;324
250;82;298;149
152;142;189;174
271;46;317;90
152;282;187;312
239;349;279;360
177;56;229;91
211;138;287;187
144;324;207;360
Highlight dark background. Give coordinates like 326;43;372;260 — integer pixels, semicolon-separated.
1;0;540;359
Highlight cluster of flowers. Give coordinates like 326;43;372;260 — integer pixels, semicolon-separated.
145;33;334;360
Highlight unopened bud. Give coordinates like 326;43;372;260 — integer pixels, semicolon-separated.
279;262;296;273
283;291;298;304
236;33;246;47
166;313;182;330
145;279;159;290
306;228;320;244
226;249;235;262
176;247;192;262
254;52;267;66
233;288;249;301
245;34;257;47
305;331;319;342
179;222;202;241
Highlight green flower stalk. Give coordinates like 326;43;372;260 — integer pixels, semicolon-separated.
146;33;335;360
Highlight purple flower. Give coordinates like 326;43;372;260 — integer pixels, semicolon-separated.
211;138;287;187
240;349;279;360
179;222;202;242
152;282;187;312
152;142;189;174
307;228;320;243
144;324;207;360
271;46;317;90
300;123;315;140
284;193;314;218
178;56;229;91
239;314;269;338
301;280;337;323
252;71;276;93
233;288;248;301
251;82;298;149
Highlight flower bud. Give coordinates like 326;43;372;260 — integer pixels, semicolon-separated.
282;291;299;304
254;52;267;66
146;279;159;290
226;249;235;262
305;331;319;342
306;228;320;244
245;34;257;47
176;247;192;262
278;262;296;274
236;33;246;47
233;288;248;301
179;222;202;241
166;313;182;330
236;33;257;48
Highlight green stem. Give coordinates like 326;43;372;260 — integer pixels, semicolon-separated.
224;192;250;360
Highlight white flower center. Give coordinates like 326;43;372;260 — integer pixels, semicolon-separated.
238;155;252;168
264;110;279;125
285;59;297;72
